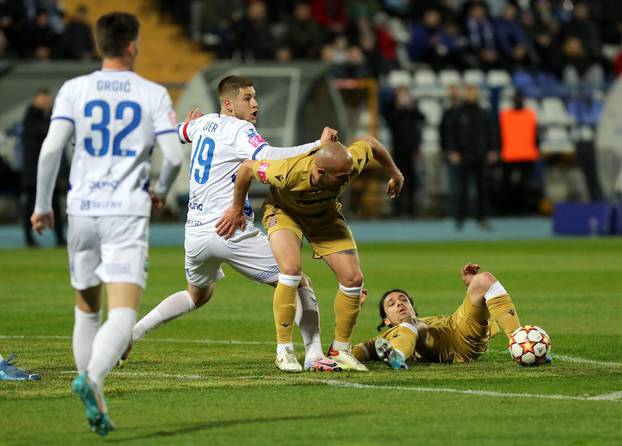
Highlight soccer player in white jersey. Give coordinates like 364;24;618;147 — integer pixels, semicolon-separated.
30;12;183;436
125;75;339;373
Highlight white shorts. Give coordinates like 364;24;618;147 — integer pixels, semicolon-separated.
184;223;279;288
67;215;149;290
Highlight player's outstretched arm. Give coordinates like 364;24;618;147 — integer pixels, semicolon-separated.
31;119;74;234
359;135;404;198
215;160;255;239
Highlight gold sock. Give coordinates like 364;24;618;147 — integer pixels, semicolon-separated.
486;294;521;339
273;283;297;344
334;288;361;343
388;325;418;359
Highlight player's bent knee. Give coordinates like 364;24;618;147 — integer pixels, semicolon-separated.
471;271;496;292
339;272;364;288
279;264;302;276
189;284;214;308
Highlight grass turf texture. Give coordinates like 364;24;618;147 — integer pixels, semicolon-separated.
1;239;621;445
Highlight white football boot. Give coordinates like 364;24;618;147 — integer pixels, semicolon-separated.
275;346;302;373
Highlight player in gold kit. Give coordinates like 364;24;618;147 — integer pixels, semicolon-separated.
352;263;524;368
216;137;403;372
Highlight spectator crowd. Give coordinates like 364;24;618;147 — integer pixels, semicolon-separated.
158;0;622;83
0;1;95;62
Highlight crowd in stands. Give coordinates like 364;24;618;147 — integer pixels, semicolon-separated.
158;0;622;84
0;1;95;62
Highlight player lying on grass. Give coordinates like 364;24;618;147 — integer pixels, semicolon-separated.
353;263;526;368
122;75;340;372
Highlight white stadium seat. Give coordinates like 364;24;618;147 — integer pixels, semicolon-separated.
540;97;574;125
418;99;442;126
421;125;440;153
438;69;461;87
541;126;575;154
463;69;484;86
413;69;437;88
387;70;412;88
486;70;512;87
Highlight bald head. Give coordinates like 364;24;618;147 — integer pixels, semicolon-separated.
315;142;353;172
312;142;354;190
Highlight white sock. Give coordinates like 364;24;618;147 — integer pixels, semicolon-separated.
132;290;195;342
276;342;295;354
72;307;102;373
332;340;350;351
295;287;324;361
87;307;136;391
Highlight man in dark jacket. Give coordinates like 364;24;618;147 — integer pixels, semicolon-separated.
384;85;425;217
20;89;66;247
444;84;497;229
440;84;462;219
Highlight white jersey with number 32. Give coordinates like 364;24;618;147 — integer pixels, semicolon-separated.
51;69;177;217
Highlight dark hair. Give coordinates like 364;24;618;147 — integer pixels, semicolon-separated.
217;75;254;99
95;12;139;58
376;288;417;331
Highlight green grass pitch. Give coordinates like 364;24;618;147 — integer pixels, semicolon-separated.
1;239;621;445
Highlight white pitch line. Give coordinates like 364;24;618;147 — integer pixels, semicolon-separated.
295;378;622;403
55;370;622;403
2;334;622;368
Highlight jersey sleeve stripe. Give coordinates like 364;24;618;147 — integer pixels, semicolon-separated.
181;122;191;143
251;143;269;160
51;116;75;125
155;128;177;137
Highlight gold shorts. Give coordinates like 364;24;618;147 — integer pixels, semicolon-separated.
419;295;491;363
445;295;491;362
262;203;357;257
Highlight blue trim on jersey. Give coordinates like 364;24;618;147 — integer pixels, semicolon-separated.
142;179;150;192
155;128;177;137
251;143;268;160
51;116;75;125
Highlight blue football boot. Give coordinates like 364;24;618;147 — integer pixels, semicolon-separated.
374;338;408;369
0;355;41;381
72;373;116;436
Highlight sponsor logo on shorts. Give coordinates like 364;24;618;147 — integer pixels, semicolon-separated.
267;216;278;228
253;265;279;282
80;200;122;211
257;162;270;183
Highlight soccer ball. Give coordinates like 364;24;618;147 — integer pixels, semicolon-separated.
508;325;551;366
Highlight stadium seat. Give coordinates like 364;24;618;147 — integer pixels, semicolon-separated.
438;69;461;87
463;69;484;86
418;99;442;126
540;97;574;125
421;125;440;153
512;70;540;96
413;69;437;88
387;70;412;88
541;126;575;154
486;70;512;88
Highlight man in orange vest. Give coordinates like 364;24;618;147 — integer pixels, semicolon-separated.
498;90;539;215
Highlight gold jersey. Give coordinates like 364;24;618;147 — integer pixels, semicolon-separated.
251;140;373;218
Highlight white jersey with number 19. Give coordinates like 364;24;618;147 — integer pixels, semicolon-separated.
51;69;177;217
